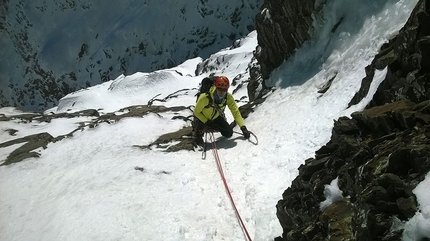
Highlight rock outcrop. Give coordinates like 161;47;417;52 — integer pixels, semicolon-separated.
0;104;190;166
254;0;316;80
275;0;430;240
250;0;320;101
276;100;430;240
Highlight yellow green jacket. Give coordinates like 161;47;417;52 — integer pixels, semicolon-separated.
194;86;245;127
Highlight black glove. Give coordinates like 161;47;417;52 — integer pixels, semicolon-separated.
241;126;250;139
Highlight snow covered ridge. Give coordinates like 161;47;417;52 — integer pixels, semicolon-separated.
0;30;258;167
0;0;263;111
0;84;257;166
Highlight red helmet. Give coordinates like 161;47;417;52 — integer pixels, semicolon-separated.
214;76;230;89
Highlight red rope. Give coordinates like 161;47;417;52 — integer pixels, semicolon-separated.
208;132;253;241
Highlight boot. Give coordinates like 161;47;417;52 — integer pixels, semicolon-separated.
194;134;204;146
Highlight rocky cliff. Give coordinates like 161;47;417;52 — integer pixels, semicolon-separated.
247;0;316;101
254;0;315;80
275;0;430;240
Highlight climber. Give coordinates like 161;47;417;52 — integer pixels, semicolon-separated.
193;75;250;146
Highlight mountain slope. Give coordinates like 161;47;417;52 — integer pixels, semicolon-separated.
1;0;427;241
0;0;262;111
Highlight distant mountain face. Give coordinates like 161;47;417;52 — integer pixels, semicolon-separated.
0;0;263;111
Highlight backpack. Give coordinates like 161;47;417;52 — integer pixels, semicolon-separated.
195;76;216;102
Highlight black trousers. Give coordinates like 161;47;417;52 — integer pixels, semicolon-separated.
193;115;233;138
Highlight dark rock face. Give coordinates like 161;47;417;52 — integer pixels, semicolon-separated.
250;0;317;103
276;0;430;240
254;0;315;80
276;100;430;240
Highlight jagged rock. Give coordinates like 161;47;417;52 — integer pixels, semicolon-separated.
133;127;195;152
318;74;337;94
396;196;418;219
276;98;430;240
254;0;316;79
351;100;417;136
247;57;265;102
0;132;54;166
320;199;354;241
